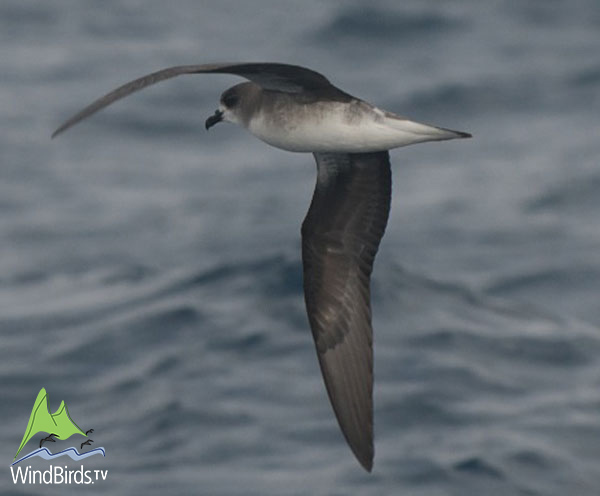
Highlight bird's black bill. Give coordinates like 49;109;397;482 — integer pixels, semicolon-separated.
205;109;224;130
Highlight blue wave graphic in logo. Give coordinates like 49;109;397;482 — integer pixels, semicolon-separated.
11;447;106;466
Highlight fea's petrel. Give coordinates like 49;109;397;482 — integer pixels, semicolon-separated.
53;62;471;472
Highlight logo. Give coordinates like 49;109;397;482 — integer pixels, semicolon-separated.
9;388;107;485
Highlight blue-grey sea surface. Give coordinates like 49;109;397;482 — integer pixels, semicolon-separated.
2;1;600;495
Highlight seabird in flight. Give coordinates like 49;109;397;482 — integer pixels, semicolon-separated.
53;62;471;471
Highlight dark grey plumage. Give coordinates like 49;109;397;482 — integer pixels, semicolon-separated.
51;63;349;138
302;151;391;471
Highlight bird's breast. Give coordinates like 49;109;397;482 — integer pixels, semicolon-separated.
245;100;449;153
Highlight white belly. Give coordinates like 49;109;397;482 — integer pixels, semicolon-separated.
246;101;459;153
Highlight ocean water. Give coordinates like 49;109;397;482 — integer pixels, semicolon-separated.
2;1;600;494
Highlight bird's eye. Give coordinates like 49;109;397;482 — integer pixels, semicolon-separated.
222;94;239;108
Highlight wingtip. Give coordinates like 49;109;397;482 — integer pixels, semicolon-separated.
51;125;66;139
359;455;374;472
458;131;472;138
351;440;374;472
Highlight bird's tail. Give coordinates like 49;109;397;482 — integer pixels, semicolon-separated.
383;111;471;142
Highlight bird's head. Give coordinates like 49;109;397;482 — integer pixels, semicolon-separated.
205;82;258;130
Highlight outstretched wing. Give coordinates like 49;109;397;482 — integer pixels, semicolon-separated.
301;151;392;472
52;62;340;137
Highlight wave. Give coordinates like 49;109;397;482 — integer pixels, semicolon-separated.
317;6;461;40
11;447;106;466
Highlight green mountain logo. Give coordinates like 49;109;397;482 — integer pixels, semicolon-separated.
13;388;89;461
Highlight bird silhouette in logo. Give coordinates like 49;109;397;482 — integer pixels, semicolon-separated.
39;433;58;448
80;439;94;450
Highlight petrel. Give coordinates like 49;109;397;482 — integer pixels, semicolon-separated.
53;63;471;471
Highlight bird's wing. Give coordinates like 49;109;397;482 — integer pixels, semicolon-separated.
301;151;392;472
52;62;340;137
